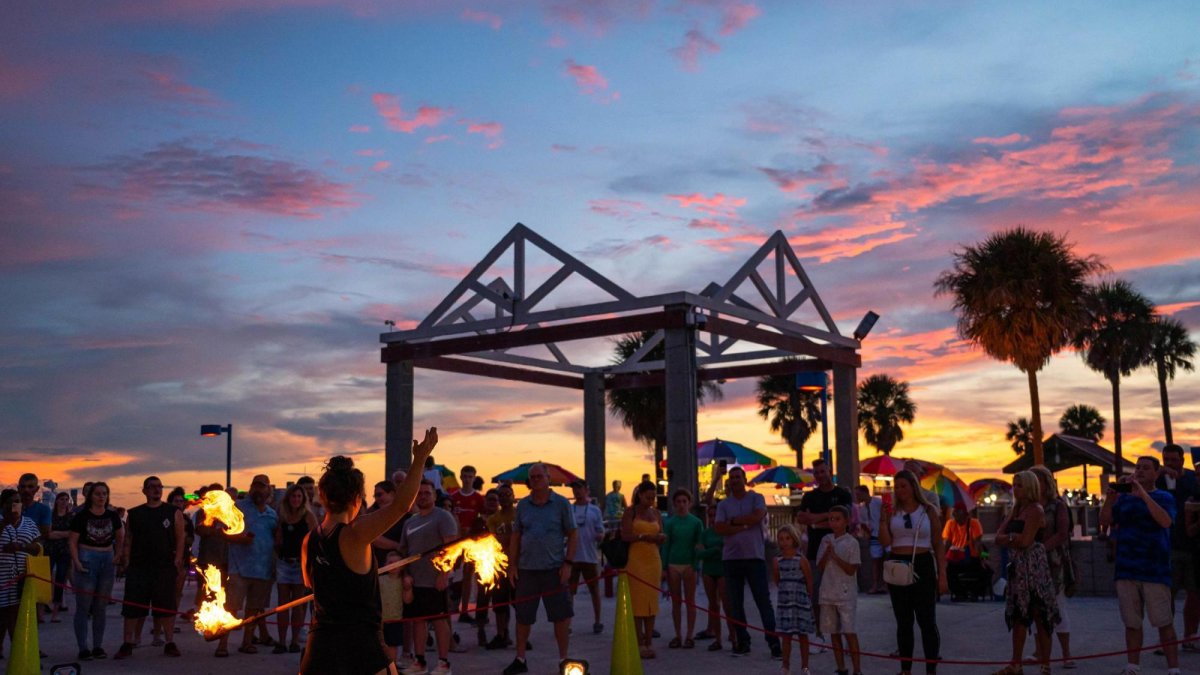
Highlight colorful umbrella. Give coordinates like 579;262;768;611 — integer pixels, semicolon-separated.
697;439;777;470
859;455;908;476
432;464;460;492
921;470;976;510
749;466;814;487
491;461;582;486
968;478;1012;501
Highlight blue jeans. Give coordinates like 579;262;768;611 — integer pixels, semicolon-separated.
724;558;779;650
73;549;115;652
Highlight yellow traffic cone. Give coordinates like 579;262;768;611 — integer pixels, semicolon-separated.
610;572;644;675
5;578;40;675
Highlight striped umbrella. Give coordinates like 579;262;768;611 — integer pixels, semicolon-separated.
968;478;1012;501
859;455;908;476
491;461;582;486
749;466;815;487
696;439;777;470
921;468;976;510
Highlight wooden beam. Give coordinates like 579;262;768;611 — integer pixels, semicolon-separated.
702;315;860;366
606;358;832;390
414;356;584;389
383;309;688;362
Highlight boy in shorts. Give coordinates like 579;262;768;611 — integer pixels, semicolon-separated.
817;505;861;675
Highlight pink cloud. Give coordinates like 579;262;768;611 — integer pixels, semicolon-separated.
543;0;654;37
0;57;56;101
371;161;391;171
972;132;1029;146
371;93;453;133
463;120;503;149
138;67;219;107
718;2;760;35
425;135;451;144
589;198;647;220
460;8;502;29
759;162;841;193
1159;301;1200;315
348;124;371;133
355;149;384;156
667;192;746;217
672;29;719;71
563;60;618;101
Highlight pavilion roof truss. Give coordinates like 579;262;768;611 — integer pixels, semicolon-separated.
381;224;860;387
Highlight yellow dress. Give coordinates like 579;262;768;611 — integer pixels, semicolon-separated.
627;517;662;618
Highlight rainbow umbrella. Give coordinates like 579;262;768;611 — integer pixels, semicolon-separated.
921;469;976;510
968;478;1012;501
749;466;814;487
697;439;777;470
491;461;582;486
860;455;908;476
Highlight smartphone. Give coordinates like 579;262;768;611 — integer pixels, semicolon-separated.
1113;482;1134;494
718;459;728;470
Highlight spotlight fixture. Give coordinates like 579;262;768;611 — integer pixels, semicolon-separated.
560;658;589;675
853;311;880;340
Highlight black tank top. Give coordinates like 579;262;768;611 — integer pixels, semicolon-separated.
306;523;380;630
127;503;177;568
279;516;310;561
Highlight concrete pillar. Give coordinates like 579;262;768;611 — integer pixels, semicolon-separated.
385;359;414;477
833;363;859;489
583;371;607;502
665;313;699;500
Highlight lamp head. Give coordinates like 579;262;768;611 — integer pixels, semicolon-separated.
795;371;828;393
200;424;224;437
853;311;880;341
560;659;589;675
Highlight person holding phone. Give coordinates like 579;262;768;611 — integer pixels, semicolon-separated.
1101;456;1180;675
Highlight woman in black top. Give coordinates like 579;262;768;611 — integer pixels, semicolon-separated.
274;484;317;653
48;492;74;620
68;482;124;660
301;428;437;675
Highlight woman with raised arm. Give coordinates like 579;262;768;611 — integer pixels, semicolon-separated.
879;470;948;675
300;428;438;675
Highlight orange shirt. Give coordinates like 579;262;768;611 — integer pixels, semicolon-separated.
942;517;983;558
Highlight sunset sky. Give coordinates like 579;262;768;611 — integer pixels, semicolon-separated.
3;1;1198;506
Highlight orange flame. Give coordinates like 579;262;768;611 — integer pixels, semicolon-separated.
193;565;242;639
200;490;244;535
431;535;508;590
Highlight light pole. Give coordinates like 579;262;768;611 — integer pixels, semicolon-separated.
795;372;830;469
200;424;233;488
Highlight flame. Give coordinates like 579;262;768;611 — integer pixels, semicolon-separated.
200;490;244;535
431;535;509;590
193;565;242;640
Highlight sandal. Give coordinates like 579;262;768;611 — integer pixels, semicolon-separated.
684;638;695;649
668;637;682;649
708;641;723;652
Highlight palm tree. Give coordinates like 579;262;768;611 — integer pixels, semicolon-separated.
1058;404;1106;442
755;361;822;466
934;228;1103;466
1073;280;1157;470
857;373;917;455
607;331;721;485
1146;316;1197;445
1006;417;1036;456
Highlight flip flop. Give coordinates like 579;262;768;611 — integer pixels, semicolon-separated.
668;637;682;649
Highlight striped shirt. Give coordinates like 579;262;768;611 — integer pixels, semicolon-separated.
0;517;43;607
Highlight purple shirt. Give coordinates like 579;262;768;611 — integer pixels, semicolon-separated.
716;491;766;561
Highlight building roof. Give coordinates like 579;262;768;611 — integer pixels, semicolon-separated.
1002;433;1134;474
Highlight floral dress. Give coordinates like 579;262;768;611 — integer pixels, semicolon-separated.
776;554;815;635
1004;517;1061;630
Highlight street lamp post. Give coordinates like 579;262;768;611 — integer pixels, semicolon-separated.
200;424;233;488
795;372;830;469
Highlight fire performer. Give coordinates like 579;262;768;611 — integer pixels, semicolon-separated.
299;427;438;675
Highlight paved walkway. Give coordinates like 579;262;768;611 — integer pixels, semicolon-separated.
25;578;1197;674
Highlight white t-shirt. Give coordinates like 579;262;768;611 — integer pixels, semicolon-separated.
817;533;861;605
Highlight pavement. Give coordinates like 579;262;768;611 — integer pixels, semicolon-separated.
21;578;1200;674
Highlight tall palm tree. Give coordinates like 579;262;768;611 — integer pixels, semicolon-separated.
1058;404;1106;442
607;331;721;485
857;373;918;455
755;361;822;466
1146;316;1197;445
1006;417;1036;456
1073;280;1157;470
934;228;1104;466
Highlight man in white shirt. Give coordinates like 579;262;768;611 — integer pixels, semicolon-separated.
566;480;606;634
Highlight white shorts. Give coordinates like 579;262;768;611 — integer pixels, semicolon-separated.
1036;591;1070;635
819;602;856;635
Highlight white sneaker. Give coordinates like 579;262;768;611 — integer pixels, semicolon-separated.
1118;666;1140;675
430;659;452;675
401;658;428;674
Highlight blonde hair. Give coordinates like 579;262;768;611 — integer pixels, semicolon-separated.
776;524;803;550
279;484;311;522
1029;466;1057;502
1012;471;1042;506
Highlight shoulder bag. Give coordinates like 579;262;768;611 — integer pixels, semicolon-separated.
882;509;924;587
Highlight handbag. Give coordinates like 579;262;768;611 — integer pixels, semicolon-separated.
600;531;629;569
1062;549;1079;598
883;509;924;587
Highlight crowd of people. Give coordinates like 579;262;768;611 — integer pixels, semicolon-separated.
1;440;1197;675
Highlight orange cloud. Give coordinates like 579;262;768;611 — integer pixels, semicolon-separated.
371;93;453;133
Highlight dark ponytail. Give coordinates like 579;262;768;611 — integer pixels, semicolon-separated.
319;455;365;514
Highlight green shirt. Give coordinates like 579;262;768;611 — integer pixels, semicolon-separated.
662;513;704;567
699;526;725;577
